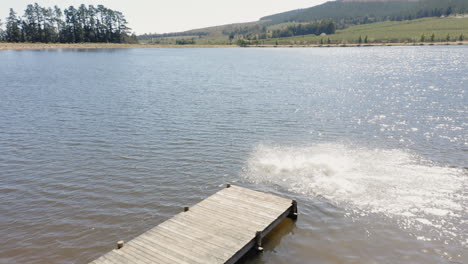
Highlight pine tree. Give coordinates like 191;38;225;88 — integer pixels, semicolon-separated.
23;4;38;42
54;6;65;42
6;8;21;42
364;35;368;43
0;19;4;40
2;3;133;44
358;35;362;44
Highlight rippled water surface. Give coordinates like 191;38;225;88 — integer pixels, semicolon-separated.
0;47;467;264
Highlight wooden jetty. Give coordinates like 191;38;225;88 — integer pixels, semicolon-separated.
90;184;298;264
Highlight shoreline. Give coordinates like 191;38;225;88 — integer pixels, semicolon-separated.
260;41;467;48
0;43;237;50
0;41;466;50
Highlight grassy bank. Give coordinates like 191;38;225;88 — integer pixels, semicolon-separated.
142;16;468;46
248;41;468;48
1;41;466;51
260;17;468;45
0;43;236;50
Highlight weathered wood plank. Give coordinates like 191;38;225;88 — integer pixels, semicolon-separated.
128;239;179;264
162;218;244;250
198;198;277;225
167;211;254;243
113;246;154;264
194;201;272;228
130;234;192;264
154;224;231;260
229;185;292;205
189;202;268;228
216;190;288;213
143;228;224;263
208;194;286;219
199;193;279;220
136;231;207;264
88;185;296;264
90;254;117;264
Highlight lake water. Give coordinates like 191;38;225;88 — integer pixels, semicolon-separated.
0;47;467;264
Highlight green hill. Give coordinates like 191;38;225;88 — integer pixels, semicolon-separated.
138;0;468;45
261;16;468;45
261;0;468;25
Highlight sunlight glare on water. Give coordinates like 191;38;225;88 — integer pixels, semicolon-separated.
242;143;467;248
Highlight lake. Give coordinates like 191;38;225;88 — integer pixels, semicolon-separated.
0;46;467;264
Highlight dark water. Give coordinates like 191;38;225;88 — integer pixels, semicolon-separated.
0;47;467;264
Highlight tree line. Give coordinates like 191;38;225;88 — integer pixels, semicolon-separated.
269;21;336;39
139;31;208;41
222;20;336;42
419;33;465;42
0;3;137;43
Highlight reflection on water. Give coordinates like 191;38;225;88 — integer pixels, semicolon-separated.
238;219;296;264
0;46;467;264
242;143;467;253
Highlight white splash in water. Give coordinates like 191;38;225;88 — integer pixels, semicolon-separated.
242;143;467;245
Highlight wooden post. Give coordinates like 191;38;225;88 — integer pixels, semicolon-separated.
117;240;124;249
288;200;298;220
226;183;231;188
255;231;263;252
184;206;189;212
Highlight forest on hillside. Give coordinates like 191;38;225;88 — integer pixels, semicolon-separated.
0;3;137;43
261;0;468;26
230;0;468;43
138;0;468;45
227;20;336;41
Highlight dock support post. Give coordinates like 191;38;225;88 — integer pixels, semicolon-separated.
255;231;264;252
226;183;231;188
184;206;189;212
288;200;298;220
117;240;124;249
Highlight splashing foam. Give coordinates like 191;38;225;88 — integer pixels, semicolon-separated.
242;143;467;245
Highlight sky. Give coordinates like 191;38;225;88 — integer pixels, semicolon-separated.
0;0;328;34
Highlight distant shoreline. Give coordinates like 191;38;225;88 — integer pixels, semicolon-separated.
0;43;237;50
0;42;466;50
256;41;467;48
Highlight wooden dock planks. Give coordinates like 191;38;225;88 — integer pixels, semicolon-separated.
89;184;297;264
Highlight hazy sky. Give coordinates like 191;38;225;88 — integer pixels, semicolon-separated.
0;0;328;34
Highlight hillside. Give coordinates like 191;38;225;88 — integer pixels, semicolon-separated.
261;16;468;45
261;0;468;25
138;0;468;46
